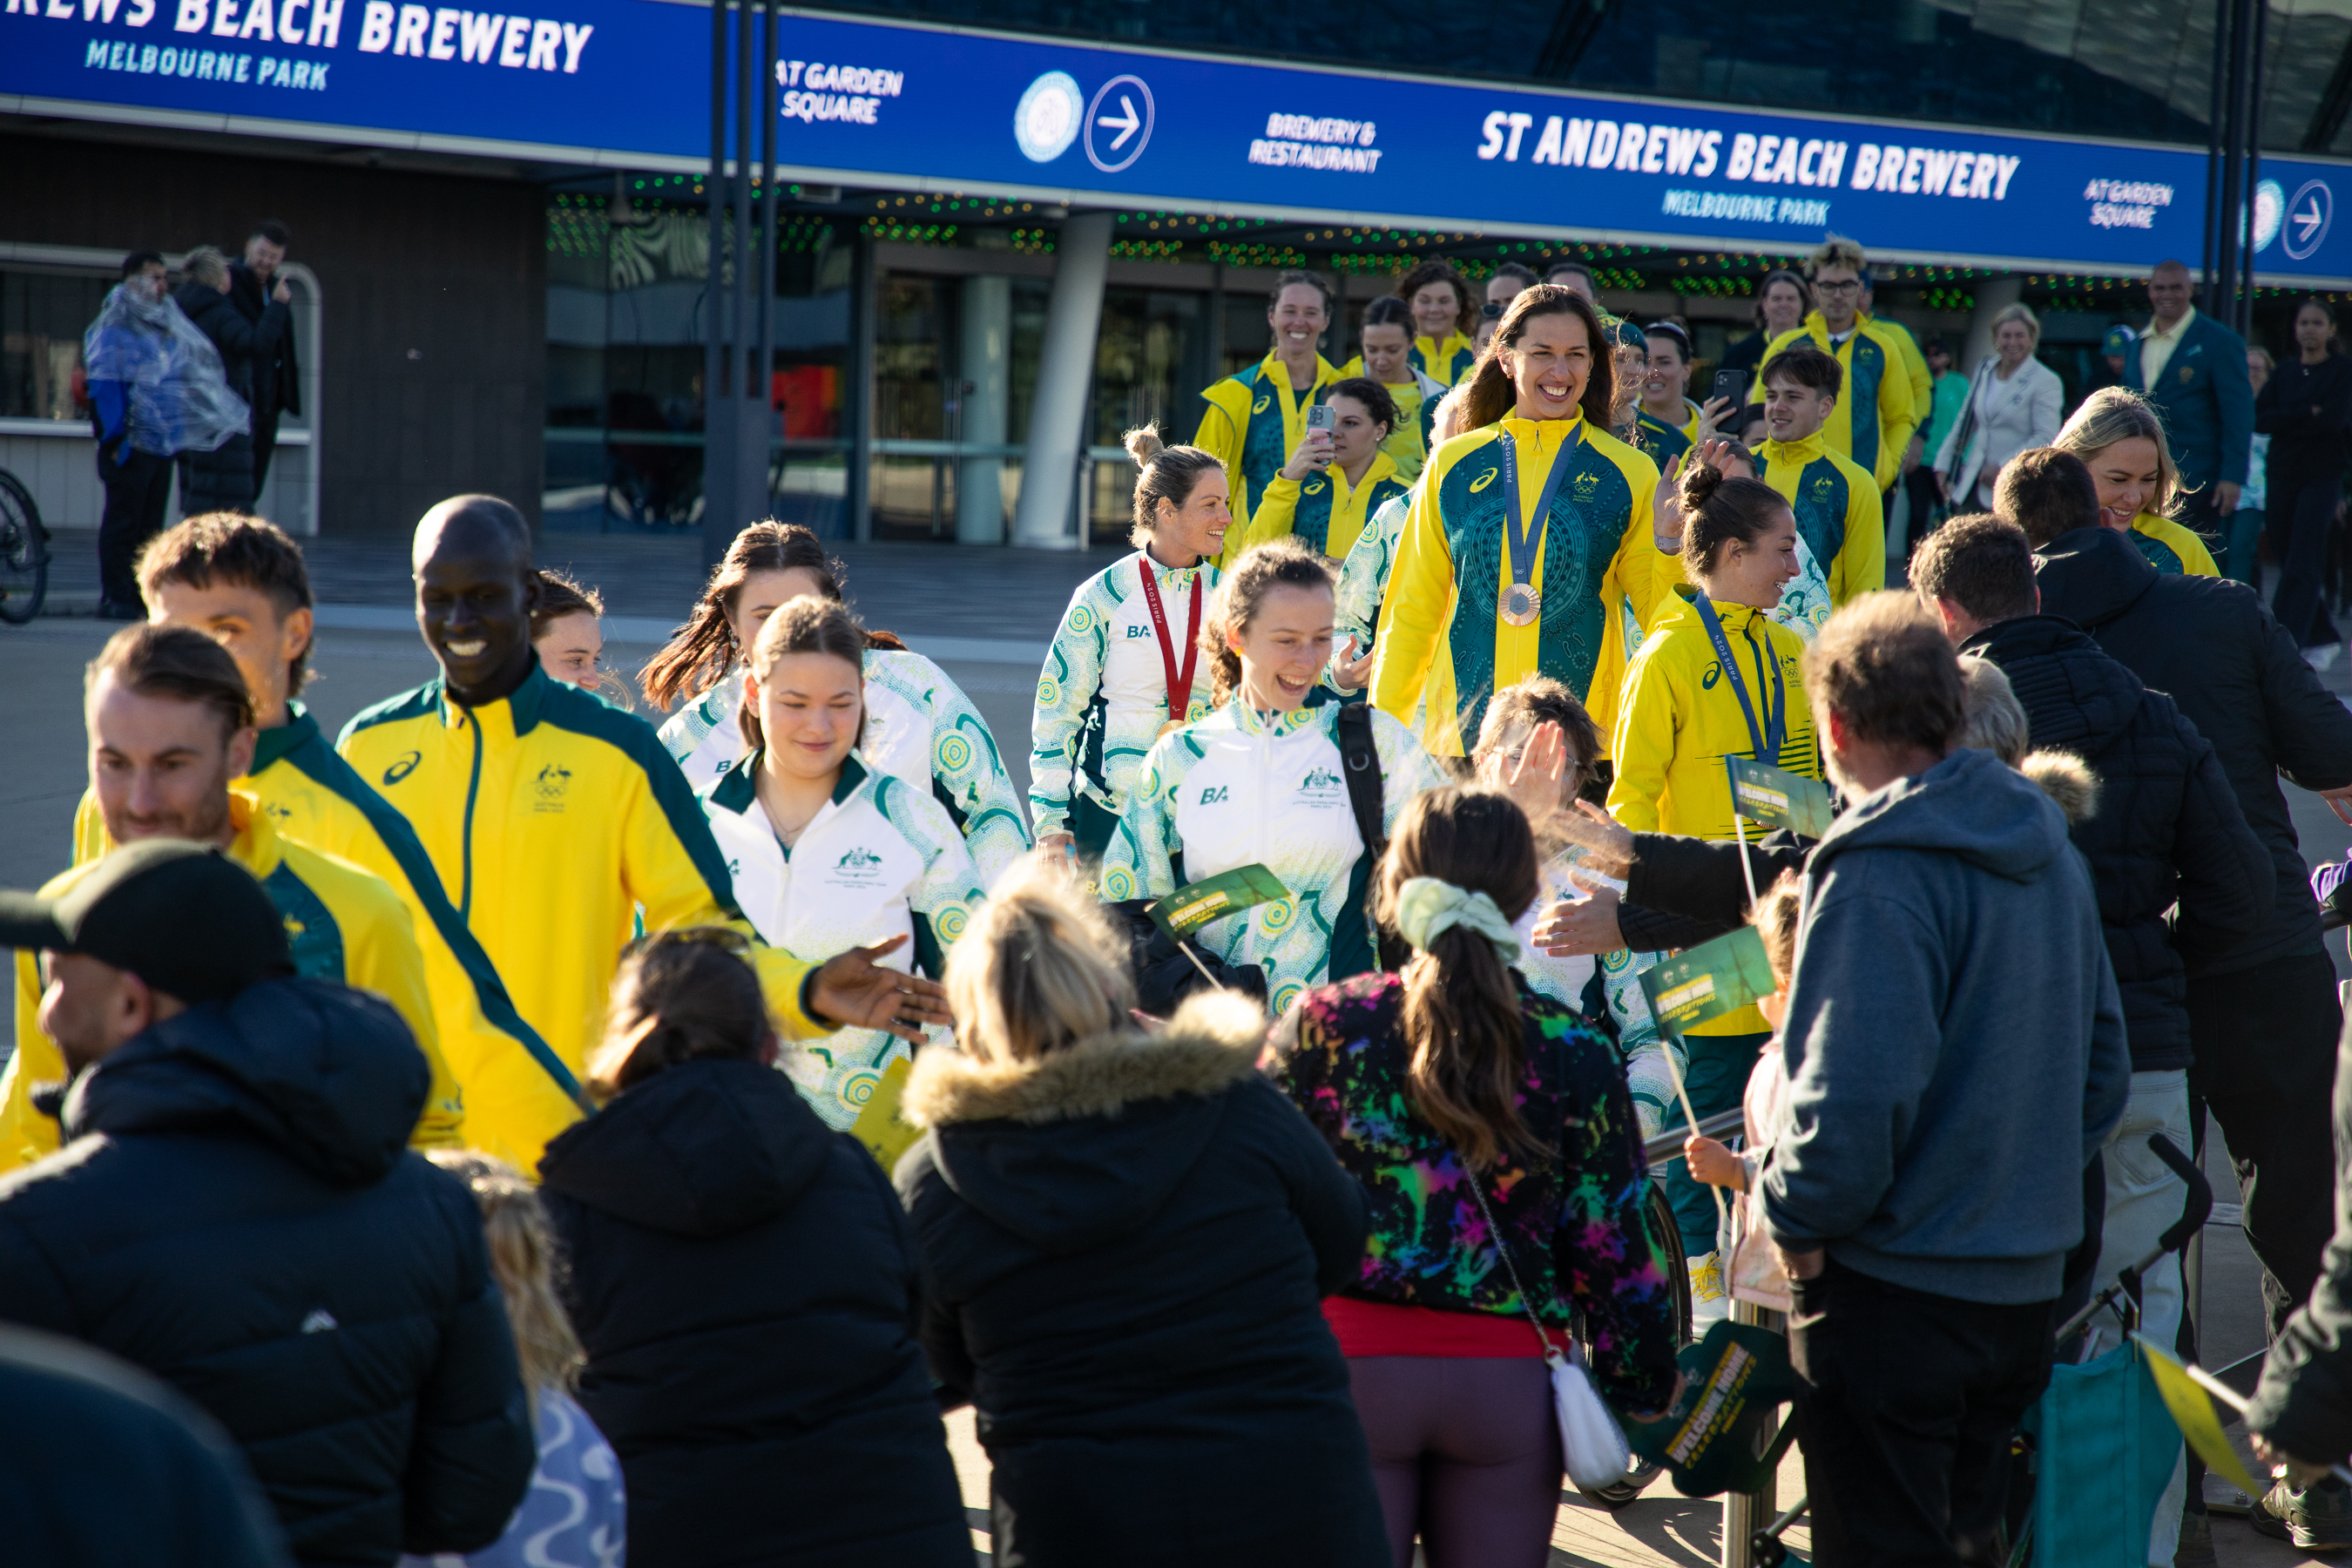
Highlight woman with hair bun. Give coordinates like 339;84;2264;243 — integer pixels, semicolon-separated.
1264;786;1678;1566
694;595;984;1159
1370;285;1670;760
1605;456;1817;1323
1101;540;1444;1016
645;519;1030;885
1030;425;1231;860
538;930;970;1568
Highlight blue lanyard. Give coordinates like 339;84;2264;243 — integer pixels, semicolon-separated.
1693;593;1787;762
1495;427;1577;591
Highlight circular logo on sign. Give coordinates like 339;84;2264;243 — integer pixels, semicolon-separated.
2253;179;2284;253
1084;73;1154;173
1013;71;1083;164
2284;179;2334;261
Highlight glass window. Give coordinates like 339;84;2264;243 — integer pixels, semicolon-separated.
1;267;115;422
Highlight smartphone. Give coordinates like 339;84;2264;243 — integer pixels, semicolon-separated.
1306;403;1336;434
1710;368;1749;408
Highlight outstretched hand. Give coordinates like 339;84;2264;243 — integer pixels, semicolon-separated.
1497;720;1569;828
1553;800;1634;879
1330;636;1375;693
1531;880;1623;957
1652;453;1687;552
810;935;953;1044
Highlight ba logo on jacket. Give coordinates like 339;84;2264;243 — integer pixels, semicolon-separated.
382;751;422;786
1127;625;1152;639
1200;785;1230;804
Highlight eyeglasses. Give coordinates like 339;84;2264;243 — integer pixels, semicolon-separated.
1814;280;1863;295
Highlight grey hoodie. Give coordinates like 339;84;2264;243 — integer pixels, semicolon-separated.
1761;747;2132;1304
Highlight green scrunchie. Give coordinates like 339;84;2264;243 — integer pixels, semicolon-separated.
1392;876;1519;963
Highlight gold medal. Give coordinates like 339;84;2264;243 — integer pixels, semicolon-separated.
1499;582;1540;626
1157;718;1187;741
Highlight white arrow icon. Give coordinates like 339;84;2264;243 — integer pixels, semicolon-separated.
2295;196;2326;243
1097;94;1141;150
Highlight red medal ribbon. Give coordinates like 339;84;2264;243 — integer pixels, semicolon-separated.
1138;557;1201;726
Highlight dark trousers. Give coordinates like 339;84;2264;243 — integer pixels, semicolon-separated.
2268;476;2344;649
1903;466;1947;561
97;444;173;611
2186;949;2343;1336
1791;1258;2053;1566
253;417;279;496
1349;1357;1561;1568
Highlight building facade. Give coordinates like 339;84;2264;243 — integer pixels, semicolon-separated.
3;0;2346;544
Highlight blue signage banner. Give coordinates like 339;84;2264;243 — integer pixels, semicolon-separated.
6;0;2347;280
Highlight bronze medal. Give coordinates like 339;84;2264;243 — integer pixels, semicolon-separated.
1500;582;1540;626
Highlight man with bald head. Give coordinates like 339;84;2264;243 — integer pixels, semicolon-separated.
337;495;950;1164
2126;260;2255;550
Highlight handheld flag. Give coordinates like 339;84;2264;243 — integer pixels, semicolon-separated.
1726;755;1836;839
2132;1335;2266;1497
1639;927;1779;1037
1625;1320;1799;1497
1146;864;1288;943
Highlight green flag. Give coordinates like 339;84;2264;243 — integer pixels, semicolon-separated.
1726;755;1836;839
1639;926;1778;1037
1625;1319;1799;1497
1146;863;1288;942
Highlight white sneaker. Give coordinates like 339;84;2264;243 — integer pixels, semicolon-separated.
2305;643;2342;672
1688;1250;1730;1331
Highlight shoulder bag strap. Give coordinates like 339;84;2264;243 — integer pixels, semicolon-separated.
1336;702;1385;857
1463;1171;1566;1361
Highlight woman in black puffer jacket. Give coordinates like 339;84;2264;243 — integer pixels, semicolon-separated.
896;854;1386;1568
537;931;970;1568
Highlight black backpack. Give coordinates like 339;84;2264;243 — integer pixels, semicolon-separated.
1336;703;1412;973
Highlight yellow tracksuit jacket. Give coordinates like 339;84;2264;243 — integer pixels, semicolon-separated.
3;792;464;1167
1370;414;1666;757
1411;331;1477;389
1336;361;1445;483
1868;313;1934;449
1745;312;1920;490
1752;431;1889;636
68;702;583;1169
1608;591;1820;1037
2129;513;2220;576
337;662;824;1166
1194;350;1342;562
1244;449;1409;562
1635;398;1704;467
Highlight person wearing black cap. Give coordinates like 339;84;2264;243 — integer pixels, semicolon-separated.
0;625;467;1170
0;838;535;1568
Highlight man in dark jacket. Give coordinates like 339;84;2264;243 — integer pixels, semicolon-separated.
175;246;289;516
228;221;301;496
2125;260;2255;547
1763;593;2131;1563
2002;447;2352;1350
0;840;534;1568
1917;511;2270;1567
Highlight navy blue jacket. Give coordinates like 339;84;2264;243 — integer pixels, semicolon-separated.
0;978;534;1568
2126;308;2255;492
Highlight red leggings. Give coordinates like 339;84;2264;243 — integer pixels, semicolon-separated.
1346;1355;1561;1568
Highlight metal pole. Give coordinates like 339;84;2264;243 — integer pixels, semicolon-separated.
723;0;759;541
2217;0;2254;332
759;0;778;518
701;0;727;562
2242;0;2268;339
2203;0;2230;315
1720;1301;1781;1566
848;231;877;540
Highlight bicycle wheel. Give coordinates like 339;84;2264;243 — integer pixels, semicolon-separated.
0;469;48;625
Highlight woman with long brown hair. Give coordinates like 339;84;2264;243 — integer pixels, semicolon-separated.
1264;786;1679;1568
1369;285;1672;761
690;596;984;1162
644;519;1030;885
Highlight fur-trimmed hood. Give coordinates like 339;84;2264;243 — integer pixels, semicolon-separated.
904;990;1264;1128
2020;748;2099;826
901;991;1270;1254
